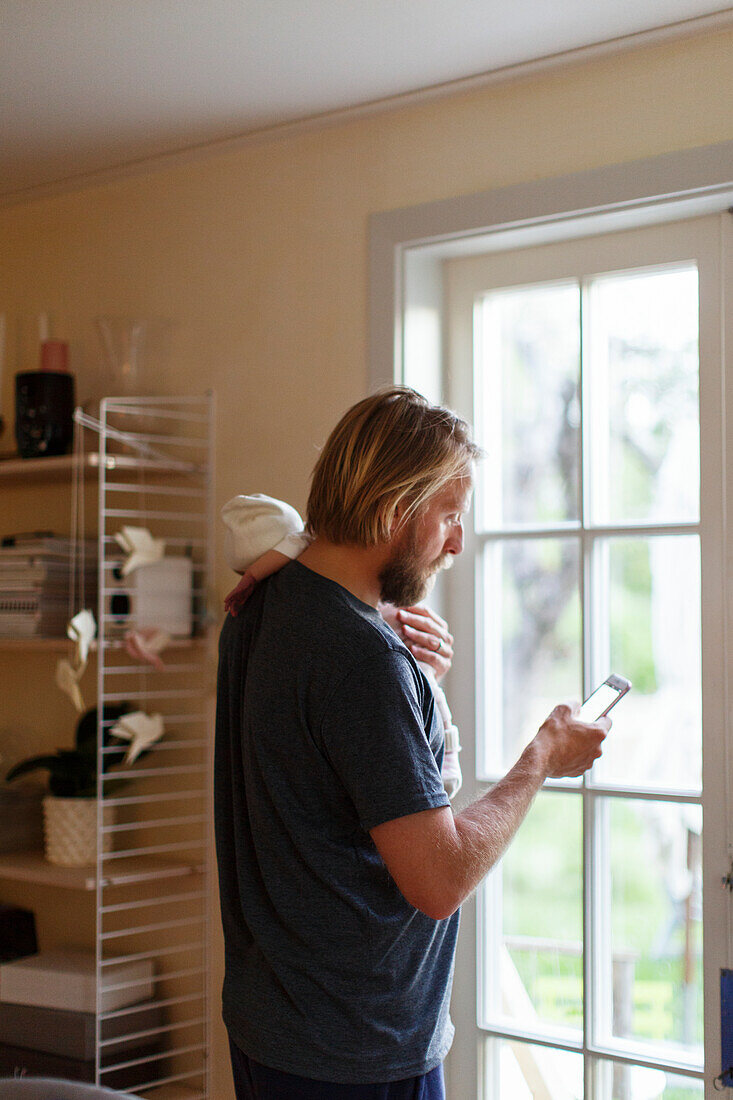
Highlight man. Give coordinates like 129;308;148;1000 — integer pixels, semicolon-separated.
215;386;608;1100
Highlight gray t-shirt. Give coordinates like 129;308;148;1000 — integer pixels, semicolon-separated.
214;560;459;1084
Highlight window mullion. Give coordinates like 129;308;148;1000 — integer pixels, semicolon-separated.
583;272;612;1098
581;273;594;1098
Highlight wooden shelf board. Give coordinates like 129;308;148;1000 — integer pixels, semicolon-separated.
0;453;104;483
0;452;205;483
0;636;73;651
136;1087;204;1099
0;636;210;653
0;851;205;891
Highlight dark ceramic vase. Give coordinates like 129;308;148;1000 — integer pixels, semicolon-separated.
15;371;75;458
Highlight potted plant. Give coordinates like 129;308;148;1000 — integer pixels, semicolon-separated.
4;704;160;866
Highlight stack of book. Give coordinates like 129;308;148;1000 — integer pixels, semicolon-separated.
0;949;165;1089
0;535;98;638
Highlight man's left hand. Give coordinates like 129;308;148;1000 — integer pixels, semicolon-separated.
381;604;454;679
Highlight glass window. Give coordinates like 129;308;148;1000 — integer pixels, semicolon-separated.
592;1058;703;1099
595;535;702;790
482;1037;584;1099
477;282;580;530
482;538;581;773
586;268;699;527
481;791;583;1036
598;798;703;1059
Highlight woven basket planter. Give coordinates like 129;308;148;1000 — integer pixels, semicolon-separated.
42;796;114;866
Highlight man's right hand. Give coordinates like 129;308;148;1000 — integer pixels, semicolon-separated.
533;702;610;779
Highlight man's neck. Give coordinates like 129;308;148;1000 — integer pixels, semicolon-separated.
297;538;387;609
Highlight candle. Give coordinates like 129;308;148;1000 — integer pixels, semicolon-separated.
41;339;69;372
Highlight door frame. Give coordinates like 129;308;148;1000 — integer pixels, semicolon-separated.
368;142;733;1098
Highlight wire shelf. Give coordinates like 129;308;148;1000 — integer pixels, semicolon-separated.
91;393;214;1095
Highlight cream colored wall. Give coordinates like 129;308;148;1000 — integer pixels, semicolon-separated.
0;27;732;1098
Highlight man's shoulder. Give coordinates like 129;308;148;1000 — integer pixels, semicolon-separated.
269;564;423;679
269;562;389;636
221;561;424;688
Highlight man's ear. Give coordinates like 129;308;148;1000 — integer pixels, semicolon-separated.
388;503;403;538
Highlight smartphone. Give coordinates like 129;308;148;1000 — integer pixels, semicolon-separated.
577;674;631;723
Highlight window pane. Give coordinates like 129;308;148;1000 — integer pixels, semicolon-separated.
593;535;701;790
482;538;581;774
489;792;583;1036
593;1058;703;1099
587;266;699;525
597;798;703;1062
482;1036;583;1099
478;282;580;529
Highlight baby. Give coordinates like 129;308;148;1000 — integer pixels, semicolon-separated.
221;493;462;799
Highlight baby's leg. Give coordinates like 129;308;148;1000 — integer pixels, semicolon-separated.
440;736;462;800
418;660;462;800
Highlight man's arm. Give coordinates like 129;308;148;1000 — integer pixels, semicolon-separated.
369;704;608;921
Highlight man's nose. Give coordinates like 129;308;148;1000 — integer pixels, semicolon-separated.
445;522;464;556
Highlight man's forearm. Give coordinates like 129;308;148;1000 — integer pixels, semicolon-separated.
370;705;605;921
440;738;551;914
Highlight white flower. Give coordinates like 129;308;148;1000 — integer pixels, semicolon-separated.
55;658;85;713
111;712;165;765
114;526;165;576
56;609;97;712
68;608;97;666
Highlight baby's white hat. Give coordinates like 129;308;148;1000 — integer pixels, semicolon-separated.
221;493;305;572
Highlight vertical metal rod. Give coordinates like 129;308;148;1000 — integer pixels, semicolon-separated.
204;389;216;1098
95;397;108;1086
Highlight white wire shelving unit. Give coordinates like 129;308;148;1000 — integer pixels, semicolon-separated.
90;394;215;1100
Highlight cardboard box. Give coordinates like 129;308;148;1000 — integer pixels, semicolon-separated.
0;949;154;1012
0;997;165;1059
0;1036;164;1091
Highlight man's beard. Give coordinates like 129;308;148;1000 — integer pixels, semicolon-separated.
378;524;447;607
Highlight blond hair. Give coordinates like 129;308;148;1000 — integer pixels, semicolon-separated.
306;386;481;546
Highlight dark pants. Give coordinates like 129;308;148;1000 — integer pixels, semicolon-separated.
228;1036;446;1100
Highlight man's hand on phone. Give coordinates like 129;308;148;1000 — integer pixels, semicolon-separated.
534;702;610;779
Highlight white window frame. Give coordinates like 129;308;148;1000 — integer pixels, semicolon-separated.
368;141;733;1099
448;217;717;1096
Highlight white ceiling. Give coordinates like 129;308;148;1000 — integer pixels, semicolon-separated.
1;0;730;200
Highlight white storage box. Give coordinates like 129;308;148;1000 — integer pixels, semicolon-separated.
131;556;193;636
0;949;155;1012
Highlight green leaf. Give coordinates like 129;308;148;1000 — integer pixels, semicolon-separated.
5;756;65;783
75;704;130;754
7;701;136;798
